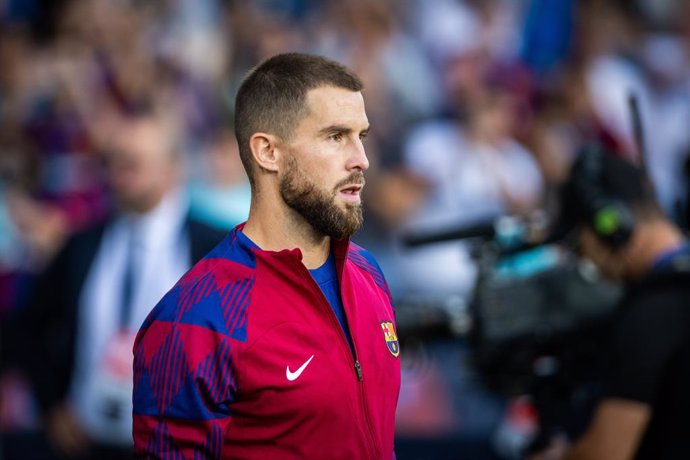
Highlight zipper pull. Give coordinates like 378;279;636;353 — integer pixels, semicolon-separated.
354;360;363;381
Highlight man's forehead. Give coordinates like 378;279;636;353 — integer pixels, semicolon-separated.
304;86;368;126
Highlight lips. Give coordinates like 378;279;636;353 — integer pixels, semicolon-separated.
340;184;363;195
337;181;365;203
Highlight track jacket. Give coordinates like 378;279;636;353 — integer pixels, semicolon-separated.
133;224;401;459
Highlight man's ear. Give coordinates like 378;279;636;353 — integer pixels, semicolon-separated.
249;133;281;173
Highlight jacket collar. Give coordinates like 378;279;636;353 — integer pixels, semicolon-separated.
231;222;351;273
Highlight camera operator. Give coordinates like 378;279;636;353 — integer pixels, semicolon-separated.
531;146;690;460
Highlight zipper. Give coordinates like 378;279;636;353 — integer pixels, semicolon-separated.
355;361;379;459
300;263;380;459
354;360;363;381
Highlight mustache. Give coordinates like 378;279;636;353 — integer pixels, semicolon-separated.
334;172;366;190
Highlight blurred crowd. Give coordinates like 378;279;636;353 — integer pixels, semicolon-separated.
1;0;690;458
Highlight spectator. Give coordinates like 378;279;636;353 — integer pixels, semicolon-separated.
3;110;225;459
394;86;544;301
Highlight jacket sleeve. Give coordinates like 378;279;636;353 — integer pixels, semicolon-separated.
132;287;237;458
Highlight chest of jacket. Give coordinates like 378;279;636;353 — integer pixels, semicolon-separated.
225;250;400;459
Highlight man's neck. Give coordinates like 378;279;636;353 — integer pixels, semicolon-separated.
625;219;685;279
242;204;332;269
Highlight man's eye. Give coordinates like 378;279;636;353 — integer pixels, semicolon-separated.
330;133;344;142
359;132;368;142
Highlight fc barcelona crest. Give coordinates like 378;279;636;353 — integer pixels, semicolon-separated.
380;321;399;358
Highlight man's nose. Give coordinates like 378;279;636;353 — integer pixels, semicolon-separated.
348;138;369;171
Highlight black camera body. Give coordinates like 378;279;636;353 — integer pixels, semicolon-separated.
469;244;621;397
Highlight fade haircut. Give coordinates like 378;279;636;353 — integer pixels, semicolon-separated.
234;53;363;186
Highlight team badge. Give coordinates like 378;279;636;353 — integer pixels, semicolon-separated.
380;321;399;358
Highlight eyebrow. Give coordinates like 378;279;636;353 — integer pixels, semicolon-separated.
318;125;370;136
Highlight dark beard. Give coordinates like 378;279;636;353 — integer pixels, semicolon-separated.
280;155;364;240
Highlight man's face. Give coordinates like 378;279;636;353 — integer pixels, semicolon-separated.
278;86;370;239
106;120;177;213
579;227;626;280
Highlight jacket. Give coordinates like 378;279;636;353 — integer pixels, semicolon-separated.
133;224;401;459
2;216;225;415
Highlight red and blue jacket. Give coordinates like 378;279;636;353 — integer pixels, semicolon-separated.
132;224;401;459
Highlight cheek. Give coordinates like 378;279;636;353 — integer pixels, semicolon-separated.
580;232;597;257
130;165;167;196
581;231;617;271
577;229;595;255
302;164;334;191
289;145;340;192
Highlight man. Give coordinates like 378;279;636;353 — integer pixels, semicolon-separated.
534;146;690;460
132;53;401;459
4;111;225;459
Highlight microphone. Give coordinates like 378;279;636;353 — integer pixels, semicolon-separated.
402;212;551;250
401;219;496;247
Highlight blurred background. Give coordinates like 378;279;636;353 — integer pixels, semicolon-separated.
1;0;690;459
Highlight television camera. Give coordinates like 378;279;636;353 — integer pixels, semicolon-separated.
397;203;623;456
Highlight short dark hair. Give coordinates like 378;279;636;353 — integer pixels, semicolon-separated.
571;148;659;217
558;145;661;248
234;53;363;185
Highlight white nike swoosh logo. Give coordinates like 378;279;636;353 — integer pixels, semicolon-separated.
286;355;314;381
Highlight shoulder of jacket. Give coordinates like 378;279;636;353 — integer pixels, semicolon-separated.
347;243;382;274
179;256;255;307
346;243;393;303
140;256;254;339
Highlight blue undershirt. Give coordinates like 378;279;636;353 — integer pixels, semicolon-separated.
308;251;354;352
238;231;354;352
